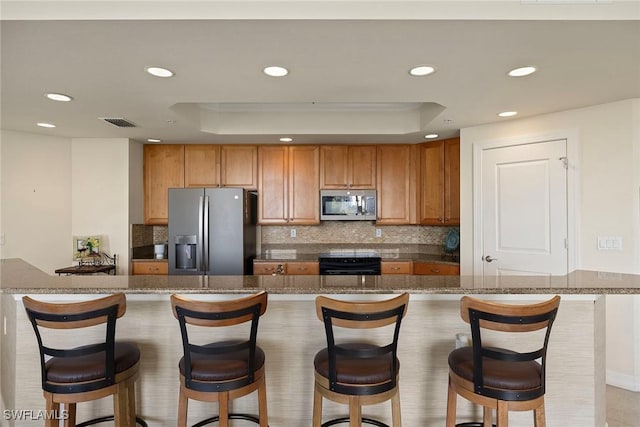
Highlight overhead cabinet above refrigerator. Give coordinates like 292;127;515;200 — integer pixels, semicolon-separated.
168;187;257;275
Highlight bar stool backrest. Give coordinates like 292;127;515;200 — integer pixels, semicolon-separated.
171;291;268;393
459;295;561;401
315;293;409;396
22;293;127;394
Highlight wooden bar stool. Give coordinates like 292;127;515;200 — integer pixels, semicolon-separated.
22;293;146;427
171;291;268;427
312;293;409;427
446;295;561;427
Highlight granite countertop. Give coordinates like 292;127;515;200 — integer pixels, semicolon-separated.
256;249;460;265
1;258;639;295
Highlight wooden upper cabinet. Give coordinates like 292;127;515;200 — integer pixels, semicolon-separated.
221;145;258;189
184;145;220;187
144;144;184;224
257;145;320;225
320;145;376;189
376;145;415;225
419;138;460;225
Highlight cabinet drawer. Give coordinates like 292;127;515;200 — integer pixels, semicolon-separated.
381;261;412;274
131;261;168;275
253;262;286;275
286;262;319;275
413;262;459;276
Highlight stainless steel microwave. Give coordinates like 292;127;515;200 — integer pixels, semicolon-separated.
320;190;376;221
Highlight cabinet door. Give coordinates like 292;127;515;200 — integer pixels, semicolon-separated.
376;145;412;224
184;145;220;187
444;138;460;225
253;261;286;275
289;146;320;224
144;144;184;224
349;145;376;189
131;261;168;275
258;146;288;224
221;145;258;189
413;262;459;276
286;261;319;275
381;261;412;274
418;138;460;225
419;140;445;225
320;145;349;189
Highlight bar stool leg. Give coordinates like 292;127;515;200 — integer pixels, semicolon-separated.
313;384;323;427
177;389;188;427
533;402;546;427
446;378;457;427
349;396;362;427
483;407;492;427
219;392;230;427
391;390;402;427
64;403;76;427
127;381;136;426
258;376;269;427
496;401;508;427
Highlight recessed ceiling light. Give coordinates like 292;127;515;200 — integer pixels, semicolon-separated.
279;137;293;142
498;111;518;117
424;134;439;139
145;67;174;78
508;66;537;77
147;138;161;143
37;122;56;128
409;65;436;76
263;66;289;77
45;93;73;102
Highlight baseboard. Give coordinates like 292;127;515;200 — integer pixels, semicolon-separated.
607;369;640;391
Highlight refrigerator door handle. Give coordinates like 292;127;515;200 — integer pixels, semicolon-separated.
198;195;205;272
203;195;210;273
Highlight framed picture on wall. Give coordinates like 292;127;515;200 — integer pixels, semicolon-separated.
73;235;101;259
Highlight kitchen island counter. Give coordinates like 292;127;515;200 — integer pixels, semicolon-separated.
1;258;638;295
0;258;613;426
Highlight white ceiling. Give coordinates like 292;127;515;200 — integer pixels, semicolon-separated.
1;1;639;144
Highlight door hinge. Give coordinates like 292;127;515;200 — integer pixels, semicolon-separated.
559;156;568;169
564;238;568;249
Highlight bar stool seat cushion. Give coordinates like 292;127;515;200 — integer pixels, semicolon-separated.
448;346;542;392
179;340;265;382
314;342;399;385
46;342;140;383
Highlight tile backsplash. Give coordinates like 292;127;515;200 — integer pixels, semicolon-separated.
131;224;168;247
261;222;452;246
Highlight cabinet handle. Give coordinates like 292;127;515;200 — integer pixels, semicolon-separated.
430;268;440;273
392;267;401;270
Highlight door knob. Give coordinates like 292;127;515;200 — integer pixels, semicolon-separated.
483;255;497;263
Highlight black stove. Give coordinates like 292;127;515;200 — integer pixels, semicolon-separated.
318;252;381;275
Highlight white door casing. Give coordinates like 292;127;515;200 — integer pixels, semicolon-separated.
473;131;578;286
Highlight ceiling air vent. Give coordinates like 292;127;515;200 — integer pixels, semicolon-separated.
100;117;137;128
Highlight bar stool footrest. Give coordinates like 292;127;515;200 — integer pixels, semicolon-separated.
76;415;148;427
192;413;264;427
322;417;389;427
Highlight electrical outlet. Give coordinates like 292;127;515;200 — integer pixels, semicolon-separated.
290;229;297;238
375;228;382;238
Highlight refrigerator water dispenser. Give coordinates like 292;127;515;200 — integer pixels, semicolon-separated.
174;235;197;270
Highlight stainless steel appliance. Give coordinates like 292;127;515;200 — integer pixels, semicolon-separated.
318;252;381;275
168;188;257;275
320;190;376;221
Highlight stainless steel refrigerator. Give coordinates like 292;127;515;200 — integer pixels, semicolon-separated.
168;188;257;275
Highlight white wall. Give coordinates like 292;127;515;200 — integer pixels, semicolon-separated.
459;98;640;390
129;141;144;225
71;138;131;274
0;130;72;274
0;131;135;275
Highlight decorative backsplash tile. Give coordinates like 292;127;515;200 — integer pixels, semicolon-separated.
131;224;168;248
261;222;453;246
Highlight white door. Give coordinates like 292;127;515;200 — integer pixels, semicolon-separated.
479;139;568;284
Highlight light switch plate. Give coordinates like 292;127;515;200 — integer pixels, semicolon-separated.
290;229;296;238
597;236;622;251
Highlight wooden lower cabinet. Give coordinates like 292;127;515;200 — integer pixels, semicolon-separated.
131;261;168;275
253;261;319;275
412;261;460;276
381;261;413;274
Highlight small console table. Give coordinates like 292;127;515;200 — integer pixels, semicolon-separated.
55;253;117;276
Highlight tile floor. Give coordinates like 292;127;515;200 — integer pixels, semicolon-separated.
607;385;640;427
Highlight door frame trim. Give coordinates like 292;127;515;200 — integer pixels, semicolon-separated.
472;129;580;281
